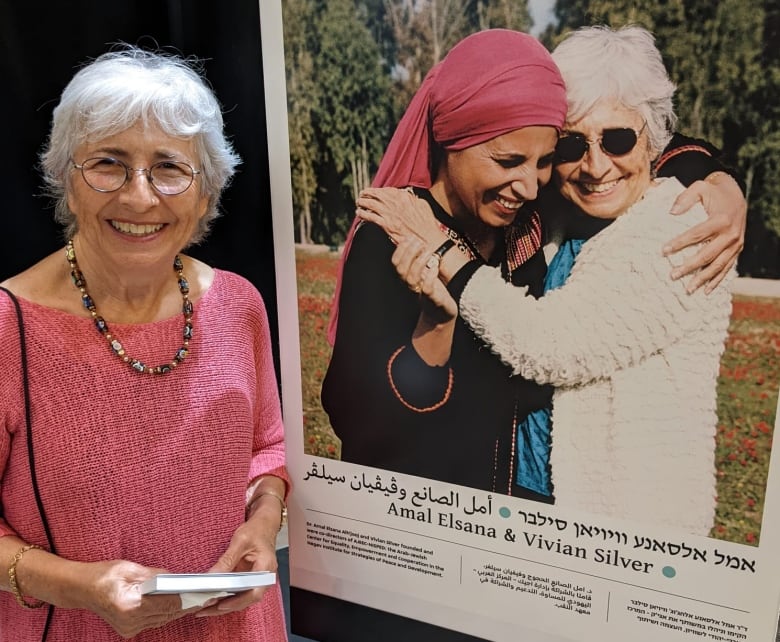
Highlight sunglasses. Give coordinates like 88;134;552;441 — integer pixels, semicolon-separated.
555;122;647;163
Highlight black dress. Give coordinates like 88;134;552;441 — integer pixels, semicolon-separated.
322;189;552;495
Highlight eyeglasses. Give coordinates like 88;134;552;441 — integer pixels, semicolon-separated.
555;122;647;164
72;157;201;195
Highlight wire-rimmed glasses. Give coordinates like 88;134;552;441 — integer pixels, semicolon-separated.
72;157;201;195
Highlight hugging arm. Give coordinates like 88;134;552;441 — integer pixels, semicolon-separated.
457;183;729;386
660;134;746;292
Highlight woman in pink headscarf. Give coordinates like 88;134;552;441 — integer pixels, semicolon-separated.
321;30;567;495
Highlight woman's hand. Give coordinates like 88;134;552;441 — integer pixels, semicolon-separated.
393;237;458;324
663;171;746;293
392;237;458;367
1;539;195;638
357;187;447;247
194;499;280;618
77;559;194;639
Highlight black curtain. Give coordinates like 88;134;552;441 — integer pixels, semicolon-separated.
0;0;279;367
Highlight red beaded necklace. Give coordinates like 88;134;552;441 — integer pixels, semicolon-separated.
66;240;193;374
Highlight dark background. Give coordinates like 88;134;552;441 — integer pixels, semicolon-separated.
0;0;280;366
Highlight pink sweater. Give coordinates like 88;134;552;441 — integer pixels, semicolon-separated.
0;270;289;641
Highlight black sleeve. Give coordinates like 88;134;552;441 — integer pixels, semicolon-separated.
445;259;482;303
321;222;451;461
655;132;744;191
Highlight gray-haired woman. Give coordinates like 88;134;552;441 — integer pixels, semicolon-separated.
0;46;289;641
359;25;740;535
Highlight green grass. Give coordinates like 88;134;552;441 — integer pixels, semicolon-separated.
296;247;779;545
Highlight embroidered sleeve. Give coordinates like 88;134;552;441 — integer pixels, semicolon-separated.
654;133;742;189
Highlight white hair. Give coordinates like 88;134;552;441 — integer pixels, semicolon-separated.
41;45;241;243
552;25;677;157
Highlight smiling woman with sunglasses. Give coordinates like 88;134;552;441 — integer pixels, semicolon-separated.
358;25;741;535
0;46;289;641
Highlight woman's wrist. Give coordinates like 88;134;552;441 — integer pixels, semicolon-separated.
3;543;87;610
7;544;46;608
246;476;288;530
437;243;471;284
247;493;287;531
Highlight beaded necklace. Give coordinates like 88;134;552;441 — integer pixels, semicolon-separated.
66;241;193;374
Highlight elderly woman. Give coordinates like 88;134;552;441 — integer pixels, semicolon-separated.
0;47;289;640
326;28;743;502
359;25;736;535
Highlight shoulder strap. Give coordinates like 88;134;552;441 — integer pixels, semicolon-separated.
0;287;57;639
0;286;55;549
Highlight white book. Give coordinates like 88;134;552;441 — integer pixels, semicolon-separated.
140;571;276;595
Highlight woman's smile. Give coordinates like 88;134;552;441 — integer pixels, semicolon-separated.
576;177;622;194
495;194;523;212
109;220;166;237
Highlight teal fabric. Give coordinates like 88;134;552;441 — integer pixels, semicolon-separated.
515;238;585;496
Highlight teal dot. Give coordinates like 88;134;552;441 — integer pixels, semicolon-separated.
498;506;511;518
662;566;676;578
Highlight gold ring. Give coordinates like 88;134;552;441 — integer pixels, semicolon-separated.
412;283;422;294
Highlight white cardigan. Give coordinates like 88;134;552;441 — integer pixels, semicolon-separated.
460;178;734;535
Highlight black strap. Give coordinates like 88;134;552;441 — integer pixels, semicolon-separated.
0;286;56;640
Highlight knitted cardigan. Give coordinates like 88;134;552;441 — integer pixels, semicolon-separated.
459;178;734;535
0;270;289;642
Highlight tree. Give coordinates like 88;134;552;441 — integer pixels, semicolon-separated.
384;0;532;120
474;0;532;32
283;0;393;244
283;0;320;244
312;0;393;242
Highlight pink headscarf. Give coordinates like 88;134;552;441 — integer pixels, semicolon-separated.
328;29;567;344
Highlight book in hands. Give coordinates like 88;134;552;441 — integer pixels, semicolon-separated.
140;571;276;595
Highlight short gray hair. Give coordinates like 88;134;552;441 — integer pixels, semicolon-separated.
552;25;676;158
41;45;241;243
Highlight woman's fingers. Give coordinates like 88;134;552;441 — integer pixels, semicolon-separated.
664;175;745;292
357;187;444;246
392;237;427;291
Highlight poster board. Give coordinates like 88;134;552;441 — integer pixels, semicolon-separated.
258;2;780;640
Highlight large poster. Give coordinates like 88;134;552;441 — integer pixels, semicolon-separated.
259;2;780;641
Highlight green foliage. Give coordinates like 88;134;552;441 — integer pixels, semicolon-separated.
283;0;392;244
473;0;532;31
314;0;390;175
282;0;778;270
712;296;780;545
284;0;320;244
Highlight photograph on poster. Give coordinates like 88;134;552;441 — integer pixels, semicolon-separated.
259;1;780;641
